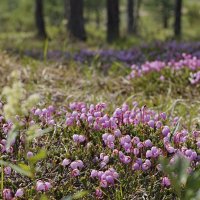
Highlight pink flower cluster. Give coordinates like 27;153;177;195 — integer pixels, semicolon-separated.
3;188;24;199
128;54;200;82
190;71;200;84
0;138;13;153
66;102;106;127
1;100;200;198
72;134;86;143
33;105;56;126
90;168;119;188
64;102;200;187
62;159;84;177
36;180;52;191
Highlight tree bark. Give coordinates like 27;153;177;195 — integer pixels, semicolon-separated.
162;0;170;29
64;0;70;23
95;9;100;29
134;0;141;35
174;0;182;37
68;0;87;41
107;0;120;42
127;0;135;34
35;0;47;39
163;15;169;29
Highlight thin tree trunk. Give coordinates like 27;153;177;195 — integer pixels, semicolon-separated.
107;0;120;42
174;0;182;37
163;15;169;29
64;0;70;23
162;0;169;29
127;0;135;34
134;0;141;35
35;0;47;39
68;0;87;41
163;17;168;29
95;9;100;29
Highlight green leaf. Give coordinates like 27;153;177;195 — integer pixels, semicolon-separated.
6;129;18;149
29;149;47;164
170;118;181;141
160;158;181;197
40;194;48;200
172;156;190;185
1;163;4;191
27;127;52;141
60;196;72;200
0;160;33;178
160;156;190;197
73;190;88;199
183;171;200;199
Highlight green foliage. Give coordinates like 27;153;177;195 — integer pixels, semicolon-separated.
160;156;200;200
85;0;105;11
1;72;40;149
187;4;200;26
0;160;33;178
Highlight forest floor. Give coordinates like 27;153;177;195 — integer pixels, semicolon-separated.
0;51;199;130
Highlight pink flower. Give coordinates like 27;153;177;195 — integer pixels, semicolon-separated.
36;180;52;192
70;161;78;169
162;126;170;136
142;159;151;171
72;169;80;177
4;166;11;176
15;188;24;197
95;188;102;198
144;139;152;148
44;182;52;190
27;151;34;158
62;158;71;166
36;180;45;191
114;129;121;137
132;163;140;170
72;134;79;143
106;175;114;184
100;180;108;188
162;177;171;187
91;170;98;178
148;120;155;128
3;189;13;200
0;143;6;153
159;75;165;81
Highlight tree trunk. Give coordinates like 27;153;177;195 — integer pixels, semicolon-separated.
163;14;169;29
174;0;182;37
107;0;120;42
35;0;47;39
127;0;135;34
64;0;70;23
68;0;87;41
134;0;141;35
162;0;170;29
95;9;100;29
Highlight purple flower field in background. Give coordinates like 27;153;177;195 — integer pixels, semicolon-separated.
8;41;200;66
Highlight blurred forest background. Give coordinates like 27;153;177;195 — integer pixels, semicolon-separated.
0;0;199;53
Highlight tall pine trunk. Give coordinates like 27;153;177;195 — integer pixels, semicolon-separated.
174;0;182;37
127;0;135;34
35;0;47;39
107;0;120;42
68;0;87;41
